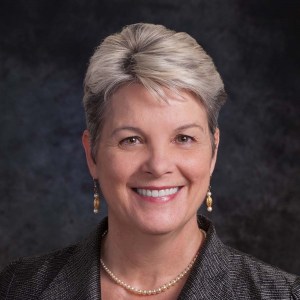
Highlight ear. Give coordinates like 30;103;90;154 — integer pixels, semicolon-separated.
210;128;220;176
82;130;98;179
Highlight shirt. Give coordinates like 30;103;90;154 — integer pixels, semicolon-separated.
1;216;299;299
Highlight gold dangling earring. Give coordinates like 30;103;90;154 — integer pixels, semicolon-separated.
206;185;213;212
93;179;100;214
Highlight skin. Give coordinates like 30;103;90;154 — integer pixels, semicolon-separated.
82;83;219;299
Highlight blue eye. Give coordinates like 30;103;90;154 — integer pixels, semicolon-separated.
175;135;195;143
119;136;142;146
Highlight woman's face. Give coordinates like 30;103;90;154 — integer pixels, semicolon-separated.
83;83;219;235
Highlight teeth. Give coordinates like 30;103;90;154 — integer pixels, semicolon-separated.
136;187;179;197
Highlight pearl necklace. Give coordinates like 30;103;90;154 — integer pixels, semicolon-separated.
100;229;206;296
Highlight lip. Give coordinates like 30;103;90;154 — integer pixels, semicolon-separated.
132;186;182;203
133;185;180;190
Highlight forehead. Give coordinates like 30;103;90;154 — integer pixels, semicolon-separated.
107;83;208;124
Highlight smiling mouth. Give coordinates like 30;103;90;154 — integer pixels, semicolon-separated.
133;187;180;198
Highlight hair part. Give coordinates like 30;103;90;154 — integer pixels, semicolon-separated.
83;23;227;160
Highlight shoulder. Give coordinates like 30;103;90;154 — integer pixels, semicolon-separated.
223;243;300;299
196;216;300;299
0;219;107;299
0;245;76;298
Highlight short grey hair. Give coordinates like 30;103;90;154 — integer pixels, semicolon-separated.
83;23;227;160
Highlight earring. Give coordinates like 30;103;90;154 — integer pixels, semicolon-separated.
206;186;213;212
93;179;100;214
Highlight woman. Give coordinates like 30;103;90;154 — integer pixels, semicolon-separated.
0;23;299;299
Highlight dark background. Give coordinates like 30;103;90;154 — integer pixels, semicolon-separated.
0;0;299;274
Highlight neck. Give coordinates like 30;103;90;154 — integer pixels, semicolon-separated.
101;215;204;289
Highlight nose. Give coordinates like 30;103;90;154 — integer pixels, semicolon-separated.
142;144;174;178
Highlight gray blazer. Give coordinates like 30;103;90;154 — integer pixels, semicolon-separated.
1;216;299;299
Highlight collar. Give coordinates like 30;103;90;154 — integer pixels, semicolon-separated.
178;216;235;299
41;216;233;299
40;220;107;299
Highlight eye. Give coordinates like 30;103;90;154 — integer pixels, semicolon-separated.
119;136;142;146
175;134;195;144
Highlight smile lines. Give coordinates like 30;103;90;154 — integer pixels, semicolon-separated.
135;187;179;197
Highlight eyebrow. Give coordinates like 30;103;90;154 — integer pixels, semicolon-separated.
111;123;204;137
174;123;205;133
111;126;144;137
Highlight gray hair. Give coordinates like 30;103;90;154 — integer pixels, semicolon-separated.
83;23;227;160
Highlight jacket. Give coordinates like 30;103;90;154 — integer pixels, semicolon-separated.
1;216;299;299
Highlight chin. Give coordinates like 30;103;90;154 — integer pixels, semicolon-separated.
138;224;179;236
132;212;192;236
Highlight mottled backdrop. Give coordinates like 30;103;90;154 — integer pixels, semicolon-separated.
0;0;299;274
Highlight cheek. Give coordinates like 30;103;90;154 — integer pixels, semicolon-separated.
179;150;213;181
97;150;134;187
183;156;212;205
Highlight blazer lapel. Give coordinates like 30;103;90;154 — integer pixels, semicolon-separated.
40;220;108;300
39;216;234;299
178;216;235;299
